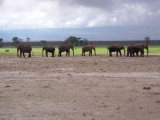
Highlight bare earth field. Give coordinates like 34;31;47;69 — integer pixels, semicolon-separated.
0;54;160;120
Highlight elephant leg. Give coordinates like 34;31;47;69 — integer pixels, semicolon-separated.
141;50;144;57
116;51;118;57
84;52;85;56
46;51;48;57
130;52;132;57
20;51;22;58
28;52;31;57
142;50;144;57
51;52;54;57
119;50;122;56
127;51;129;57
91;51;92;56
133;52;135;57
136;52;138;57
23;52;25;58
109;51;112;56
66;51;68;56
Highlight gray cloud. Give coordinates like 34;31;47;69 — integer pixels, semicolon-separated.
0;0;4;5
0;0;160;29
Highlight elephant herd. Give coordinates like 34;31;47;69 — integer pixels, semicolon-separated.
108;43;148;57
16;43;148;58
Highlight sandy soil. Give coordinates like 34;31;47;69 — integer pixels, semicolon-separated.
0;54;160;120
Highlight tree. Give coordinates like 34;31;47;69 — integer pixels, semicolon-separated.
64;36;81;46
40;40;47;45
26;37;30;42
78;38;89;46
0;38;3;48
63;36;89;46
144;36;150;45
90;42;93;45
12;37;20;46
83;38;89;45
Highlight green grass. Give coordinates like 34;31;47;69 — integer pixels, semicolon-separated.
0;45;160;56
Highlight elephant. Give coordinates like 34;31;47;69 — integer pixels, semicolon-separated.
81;45;96;56
132;44;144;57
108;44;125;57
141;43;148;57
127;43;148;57
17;44;33;58
127;45;134;57
58;44;70;57
58;44;74;57
66;43;74;56
42;46;55;57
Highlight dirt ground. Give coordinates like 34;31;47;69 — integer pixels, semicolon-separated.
0;54;160;120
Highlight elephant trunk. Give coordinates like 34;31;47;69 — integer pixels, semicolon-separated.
17;48;19;57
42;48;44;57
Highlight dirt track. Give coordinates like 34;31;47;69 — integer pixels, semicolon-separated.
0;54;160;120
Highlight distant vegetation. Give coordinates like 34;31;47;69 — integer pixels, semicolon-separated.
0;38;3;48
63;36;89;46
12;37;21;46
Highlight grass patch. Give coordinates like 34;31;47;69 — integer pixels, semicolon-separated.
0;45;160;56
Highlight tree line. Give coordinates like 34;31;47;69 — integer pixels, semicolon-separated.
0;36;151;47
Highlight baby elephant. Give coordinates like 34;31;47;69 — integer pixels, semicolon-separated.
82;45;96;56
42;46;55;57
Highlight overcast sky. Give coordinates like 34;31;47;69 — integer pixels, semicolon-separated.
0;0;160;29
0;0;160;41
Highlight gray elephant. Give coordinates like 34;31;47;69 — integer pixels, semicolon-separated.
58;44;70;57
127;43;148;57
66;43;74;56
108;44;125;57
82;45;96;56
17;44;33;58
42;46;55;57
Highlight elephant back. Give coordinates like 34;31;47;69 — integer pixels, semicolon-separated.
82;45;92;52
43;46;55;52
58;45;70;52
18;44;32;52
